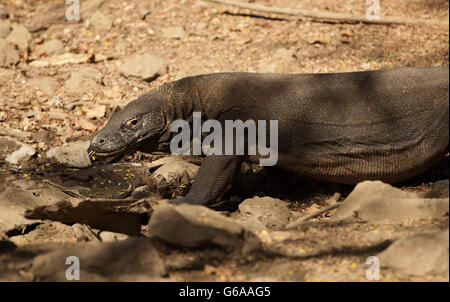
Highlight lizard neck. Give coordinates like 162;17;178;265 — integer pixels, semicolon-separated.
153;75;206;150
161;75;206;122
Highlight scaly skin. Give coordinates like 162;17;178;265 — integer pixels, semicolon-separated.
88;66;449;206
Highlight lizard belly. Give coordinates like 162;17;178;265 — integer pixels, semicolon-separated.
276;105;449;184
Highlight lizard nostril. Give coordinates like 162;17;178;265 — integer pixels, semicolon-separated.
99;139;105;145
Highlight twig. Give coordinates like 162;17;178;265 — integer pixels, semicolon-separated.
42;179;85;199
40;179;140;204
82;198;139;203
286;193;341;229
207;0;449;26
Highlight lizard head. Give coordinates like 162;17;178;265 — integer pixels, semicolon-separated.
88;94;168;159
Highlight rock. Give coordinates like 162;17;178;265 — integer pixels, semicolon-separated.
152;157;199;186
0;136;36;165
99;231;129;242
150;157;199;198
236;197;291;230
149;204;260;253
72;223;100;242
0;182;79;235
331;181;449;223
46;140;91;168
0;19;10;38
257;48;299;73
78;119;97;131
5;25;33;52
0;39;19;68
65;66;102;94
86;104;105;119
30;238;166;281
28;77;58;95
162;26;185;39
9;222;77;246
377;229;449;276
118;54;167;82
24;1;67;32
89;11;112;31
37;39;64;56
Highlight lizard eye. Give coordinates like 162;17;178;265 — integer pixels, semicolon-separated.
125;118;139;127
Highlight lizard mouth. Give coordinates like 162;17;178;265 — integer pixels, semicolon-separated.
87;134;163;160
88;146;130;159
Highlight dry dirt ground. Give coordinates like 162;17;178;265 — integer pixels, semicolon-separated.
0;0;448;282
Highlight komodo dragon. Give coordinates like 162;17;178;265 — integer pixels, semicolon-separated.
88;66;449;206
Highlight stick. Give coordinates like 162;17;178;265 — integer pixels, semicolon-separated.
42;179;85;199
207;0;449;26
286;193;341;229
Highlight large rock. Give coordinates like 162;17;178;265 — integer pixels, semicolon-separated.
377;229;449;276
332;181;449;222
5;24;33;52
0;136;36;165
30;238;166;281
236;197;291;230
65;66;102;94
46;140;91;168
0;39;19;68
0;181;79;235
149;204;260;253
118;54;167;82
37;39;64;57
